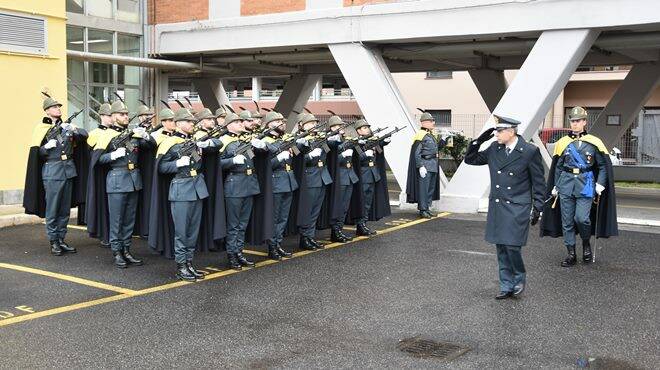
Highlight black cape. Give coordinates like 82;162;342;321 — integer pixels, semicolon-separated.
244;148;274;246
405;140;440;204
284;152;307;236
85;148;110;242
147;146;176;259
316;145;342;230
353;150;391;222
540;154;618;239
133;144;156;238
23;121;88;219
198;145;226;251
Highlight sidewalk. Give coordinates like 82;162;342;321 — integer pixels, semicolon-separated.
0;205;78;229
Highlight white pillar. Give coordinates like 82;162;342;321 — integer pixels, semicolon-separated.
274;74;320;130
192;78;231;112
590;63;660;149
329;43;435;207
251;77;262;102
312;76;322;102
441;29;599;213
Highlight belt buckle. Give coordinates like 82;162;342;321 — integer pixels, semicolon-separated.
190;169;197;177
285;164;291;172
60;154;68;160
346;163;352;168
572;168;580;174
317;161;323;167
246;168;253;176
128;163;135;170
368;161;374;167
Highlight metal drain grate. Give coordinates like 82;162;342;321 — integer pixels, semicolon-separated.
397;336;470;360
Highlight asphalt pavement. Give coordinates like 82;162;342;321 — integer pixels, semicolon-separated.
0;213;658;369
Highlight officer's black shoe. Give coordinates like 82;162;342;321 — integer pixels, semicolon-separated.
113;251;127;268
512;282;525;297
236;253;255;267
227;253;242;270
100;240;110;248
561;245;577;267
275;244;293;258
299;236;316;251
268;245;282;261
50;240;63;256
331;227;350;242
123;247;143;266
58;239;77;253
495;291;513;300
312;238;325;249
339;229;354;241
582;239;593;263
419;211;432;219
186;261;205;279
176;263;196;281
356;223;376;236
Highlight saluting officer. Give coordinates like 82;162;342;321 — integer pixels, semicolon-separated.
405;112;449;218
97;101;154;268
220;112;268;270
263;111;297;259
24;96;88;256
157;109;209;281
464;116;545;299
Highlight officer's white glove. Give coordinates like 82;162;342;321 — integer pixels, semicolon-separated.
358;139;366;145
328;134;341;142
176;156;190;167
341;149;353;158
60;122;74;132
309;148;323;158
251;138;266;149
276;151;290;162
296;138;308;146
364;149;374;157
383;137;392;143
232;154;246;165
595;183;605;195
551;186;558;197
132;127;148;139
110;147;127;160
196;139;212;149
419;166;427;178
44;139;58;149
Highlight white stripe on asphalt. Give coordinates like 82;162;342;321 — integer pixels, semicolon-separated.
447;249;496;256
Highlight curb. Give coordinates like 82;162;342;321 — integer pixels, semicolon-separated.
0;209;78;229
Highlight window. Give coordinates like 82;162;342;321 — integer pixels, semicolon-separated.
66;0;84;14
117;34;140;86
426;71;453;79
66;26;84;82
117;0;140;23
87;29;114;84
87;0;113;19
425;110;452;127
0;12;47;55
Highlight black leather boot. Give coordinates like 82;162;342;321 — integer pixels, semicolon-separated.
275;244;292;258
299;236;316;251
113;251;127;268
186;261;205;279
268;244;282;261
100;240;110;248
123;246;143;266
176;263;196;281
236;252;255;267
58;239;77;253
356;223;376;236
50;240;63;256
228;253;242;270
582;239;593;263
331;226;350;242
561;245;577;267
419;210;432;219
311;238;324;249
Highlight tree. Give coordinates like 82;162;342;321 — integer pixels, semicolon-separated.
441;133;469;166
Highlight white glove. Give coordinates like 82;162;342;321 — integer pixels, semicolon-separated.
309;148;323;158
176;156;190;167
358;139;366;145
110;147;127;160
296;138;308;146
383;137;391;143
551;186;558;197
595;183;605;195
60;122;74;132
150;132;160;140
364;149;374;157
328;134;341;142
341;149;353;158
276;151;290;162
132;127;148;139
251;138;266;149
44;139;57;149
232;154;246;165
419;166;427;178
196;139;211;149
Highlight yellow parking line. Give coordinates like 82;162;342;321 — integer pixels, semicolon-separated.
0;212;450;328
0;263;138;295
242;249;269;257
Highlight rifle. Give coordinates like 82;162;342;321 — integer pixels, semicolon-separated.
109;115;158;152
45;109;84;144
268;121;327;158
360;126;405;154
232;126;283;159
307;121;355;153
176;119;229;163
339;126;388;156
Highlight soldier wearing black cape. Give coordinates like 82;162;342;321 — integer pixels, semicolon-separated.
133;103;156;238
405;112;449;218
540;106;618;266
24;94;88;256
193;108;226;252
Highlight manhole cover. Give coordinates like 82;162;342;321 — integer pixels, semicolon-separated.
397;336;470;361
